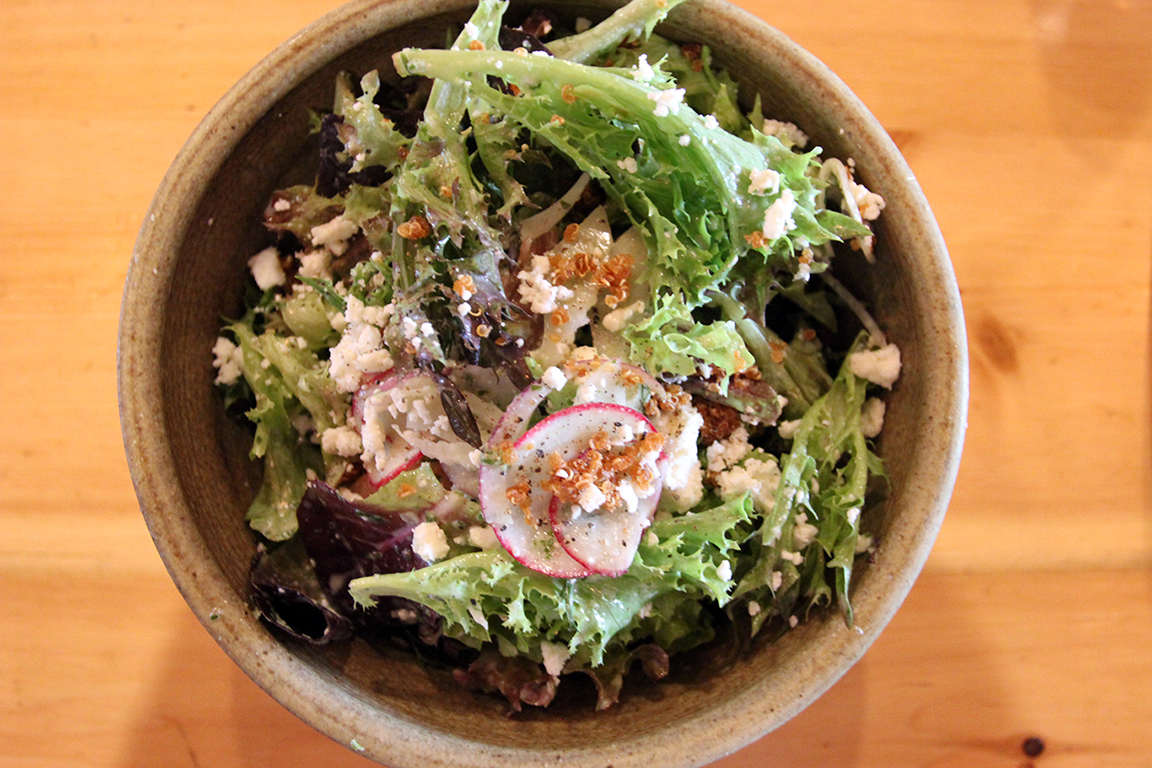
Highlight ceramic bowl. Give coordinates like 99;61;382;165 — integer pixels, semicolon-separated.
118;1;967;766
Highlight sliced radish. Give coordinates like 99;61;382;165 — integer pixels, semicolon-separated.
549;485;659;577
351;371;425;488
479;401;662;578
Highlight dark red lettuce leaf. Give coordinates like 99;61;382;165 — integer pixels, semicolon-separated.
294;480;437;632
248;538;354;645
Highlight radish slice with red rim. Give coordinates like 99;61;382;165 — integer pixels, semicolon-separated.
351;371;425;488
479;401;663;578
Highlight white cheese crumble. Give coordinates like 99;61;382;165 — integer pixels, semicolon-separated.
329;322;393;392
705;426;752;473
747;168;781;196
770;571;783;591
793;512;819;548
540;366;568;389
631;53;655;83
715;456;781;512
762;119;809;148
762;188;798;240
703;114;719;130
616;156;639;173
321;425;362;457
848;178;886;221
781;549;804;566
860;397;886;438
848;343;902;389
211;336;243;385
463;21;479;37
540;640;571;677
297;249;332;280
516;254;574;314
310;215;359;256
248;246;285;291
647;87;685;117
777;419;801;440
578;483;607;514
412;521;450;563
678;134;691;147
716;560;732;581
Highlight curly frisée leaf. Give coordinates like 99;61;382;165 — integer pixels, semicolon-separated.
349;494;753;667
391;46;832;305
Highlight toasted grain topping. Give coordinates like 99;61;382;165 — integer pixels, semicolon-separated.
769;340;787;364
397;215;431;240
544;430;665;511
561;83;577;104
469;40;486;51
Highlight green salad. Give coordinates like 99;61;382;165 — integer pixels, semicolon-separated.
213;0;901;710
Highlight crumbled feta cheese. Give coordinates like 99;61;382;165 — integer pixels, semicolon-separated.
574;380;598;404
747;168;781;196
463;21;479;37
273;198;291;212
540;366;568;390
329;322;393;392
616;156;639;173
678;134;691;147
781;550;804;566
848;343;902;389
467;525;500;550
578;483;607;514
211;336;243;385
793;512;819;548
321;425;363;457
457;302;472;317
647;87;685;117
540;640;571;677
420;321;435;337
601;300;645;332
310;215;359;256
716;560;732;581
702;114;719;130
762;119;809;148
847;178;885;220
248;246;285;291
860;397;886;438
632;53;655;83
706;426;753;473
412;521;450;562
788;615;799;628
574;16;591;32
762;188;798;240
517;255;573;314
297;249;332;280
715;457;781;512
747;601;761;616
777;419;801;440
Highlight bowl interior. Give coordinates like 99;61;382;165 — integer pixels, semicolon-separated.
119;1;966;766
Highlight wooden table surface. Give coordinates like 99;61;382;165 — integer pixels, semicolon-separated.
3;0;1151;766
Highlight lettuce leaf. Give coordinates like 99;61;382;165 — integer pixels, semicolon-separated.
349;495;754;666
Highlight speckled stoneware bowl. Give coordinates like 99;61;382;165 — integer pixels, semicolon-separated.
118;1;967;765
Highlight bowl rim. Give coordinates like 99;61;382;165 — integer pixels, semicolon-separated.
118;1;968;766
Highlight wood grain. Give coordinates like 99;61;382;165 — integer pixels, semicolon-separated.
3;0;1151;766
